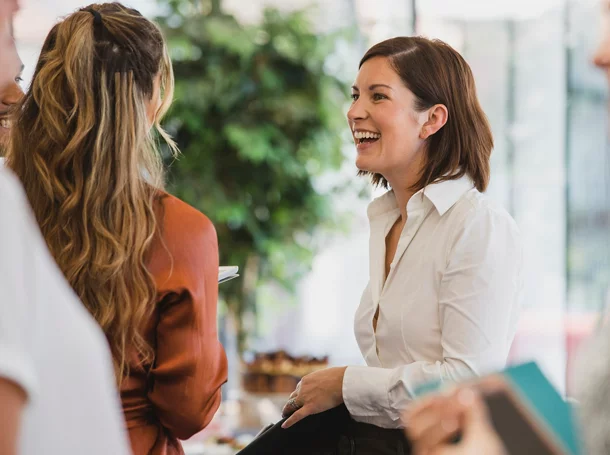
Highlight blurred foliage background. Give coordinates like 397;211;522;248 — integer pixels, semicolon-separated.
156;0;353;350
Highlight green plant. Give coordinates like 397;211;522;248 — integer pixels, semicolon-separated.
156;0;352;350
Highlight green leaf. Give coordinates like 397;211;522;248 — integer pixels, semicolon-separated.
157;2;360;350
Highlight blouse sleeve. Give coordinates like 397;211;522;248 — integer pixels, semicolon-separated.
147;202;228;439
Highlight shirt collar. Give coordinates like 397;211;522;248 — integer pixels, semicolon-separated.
423;174;475;216
367;174;475;220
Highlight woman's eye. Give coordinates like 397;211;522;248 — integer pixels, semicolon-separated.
373;93;387;101
350;93;359;101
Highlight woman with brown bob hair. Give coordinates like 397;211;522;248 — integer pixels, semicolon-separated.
5;3;227;454
279;36;523;453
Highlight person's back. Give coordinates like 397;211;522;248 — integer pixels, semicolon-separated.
121;192;227;454
0;166;131;455
4;3;227;454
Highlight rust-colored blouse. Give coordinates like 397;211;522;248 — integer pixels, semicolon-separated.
121;194;228;455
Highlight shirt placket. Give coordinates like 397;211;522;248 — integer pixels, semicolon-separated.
373;201;433;363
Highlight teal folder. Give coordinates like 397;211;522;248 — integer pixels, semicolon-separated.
503;362;580;455
413;362;581;455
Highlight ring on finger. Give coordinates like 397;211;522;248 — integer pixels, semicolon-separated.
286;397;302;412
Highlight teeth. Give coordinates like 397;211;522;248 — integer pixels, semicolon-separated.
354;131;381;140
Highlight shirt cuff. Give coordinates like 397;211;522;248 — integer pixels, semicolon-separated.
342;365;394;417
0;344;37;402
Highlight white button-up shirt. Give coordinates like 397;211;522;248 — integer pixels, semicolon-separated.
342;175;523;429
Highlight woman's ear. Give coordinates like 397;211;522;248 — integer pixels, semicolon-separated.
419;104;448;139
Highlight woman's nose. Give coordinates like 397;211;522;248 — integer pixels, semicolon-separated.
347;98;367;123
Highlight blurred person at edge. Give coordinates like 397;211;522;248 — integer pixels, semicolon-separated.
0;1;131;454
0;0;22;152
280;35;522;454
403;3;610;455
5;3;228;455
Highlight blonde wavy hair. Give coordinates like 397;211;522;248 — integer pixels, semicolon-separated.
6;2;178;383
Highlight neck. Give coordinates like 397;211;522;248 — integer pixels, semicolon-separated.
390;185;416;222
384;154;425;222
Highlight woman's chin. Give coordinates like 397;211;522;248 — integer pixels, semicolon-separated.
355;157;375;173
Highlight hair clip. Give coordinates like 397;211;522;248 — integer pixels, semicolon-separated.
86;8;103;26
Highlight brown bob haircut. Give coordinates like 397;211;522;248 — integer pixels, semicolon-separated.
358;36;493;192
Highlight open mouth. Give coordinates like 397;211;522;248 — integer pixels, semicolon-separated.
354;130;381;145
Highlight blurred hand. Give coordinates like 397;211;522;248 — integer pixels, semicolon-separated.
281;366;347;429
404;387;507;455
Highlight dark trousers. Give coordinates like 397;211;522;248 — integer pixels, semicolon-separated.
288;420;410;455
239;405;411;455
337;420;411;455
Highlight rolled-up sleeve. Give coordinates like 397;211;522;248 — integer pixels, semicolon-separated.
343;206;523;428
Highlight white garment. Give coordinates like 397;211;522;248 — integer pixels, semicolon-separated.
342;176;523;429
0;167;131;455
574;326;610;455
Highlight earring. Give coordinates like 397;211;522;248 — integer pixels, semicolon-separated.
420;128;427;139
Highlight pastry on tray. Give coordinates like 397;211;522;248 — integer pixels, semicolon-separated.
242;350;329;393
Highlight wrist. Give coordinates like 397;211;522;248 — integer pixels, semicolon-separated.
336;366;348;403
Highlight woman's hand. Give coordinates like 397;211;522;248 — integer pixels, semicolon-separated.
404;387;506;455
281;366;347;429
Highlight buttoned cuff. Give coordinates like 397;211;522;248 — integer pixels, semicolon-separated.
342;365;395;417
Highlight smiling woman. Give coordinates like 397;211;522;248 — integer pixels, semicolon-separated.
0;21;23;148
349;37;492;193
275;36;522;455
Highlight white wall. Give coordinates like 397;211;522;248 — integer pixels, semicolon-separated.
14;0;157;85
